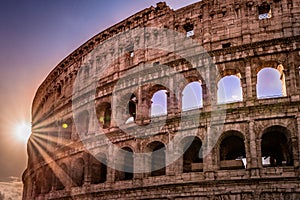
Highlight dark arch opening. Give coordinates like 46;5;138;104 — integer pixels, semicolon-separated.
147;141;166;176
261;126;293;167
75;111;89;135
219;133;246;169
128;94;137;120
115;147;134;181
72;158;85;186
91;154;107;184
182;136;203;172
42;166;53;193
96;103;112;128
54;163;67;190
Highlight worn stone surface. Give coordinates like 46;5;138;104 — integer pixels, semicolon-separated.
23;0;300;199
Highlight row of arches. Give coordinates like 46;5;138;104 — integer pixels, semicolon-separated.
94;67;286;129
34;125;294;195
38;65;288;141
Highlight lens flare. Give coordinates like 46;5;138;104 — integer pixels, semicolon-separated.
15;121;31;142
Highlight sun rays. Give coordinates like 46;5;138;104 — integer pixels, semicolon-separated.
27;130;76;190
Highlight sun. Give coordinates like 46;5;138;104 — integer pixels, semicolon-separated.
14;121;31;143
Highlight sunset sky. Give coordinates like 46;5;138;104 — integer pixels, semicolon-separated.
0;0;200;198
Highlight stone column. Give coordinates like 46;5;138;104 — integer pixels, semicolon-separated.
133;153;145;179
204;126;216;180
296;115;300;174
166;135;176;176
88;105;95;135
245;63;253;101
84;155;92;185
248;120;260;177
106;145;116;183
167;77;177;116
135;86;143;124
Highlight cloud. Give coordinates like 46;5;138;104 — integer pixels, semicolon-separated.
0;176;22;200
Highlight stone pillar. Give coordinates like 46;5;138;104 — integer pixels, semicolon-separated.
204;126;216;180
84;155;92;185
71;121;78;141
106;145;116;183
245;63;253;101
296;115;300;175
248;120;260;177
133;153;145;179
135;86;143;124
201;83;208;107
88;105;95;135
138;92;152;125
166;136;176;176
167;77;177;116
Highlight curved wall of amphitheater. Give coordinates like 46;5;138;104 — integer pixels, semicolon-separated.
23;0;300;199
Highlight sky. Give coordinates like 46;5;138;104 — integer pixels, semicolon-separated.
0;0;200;198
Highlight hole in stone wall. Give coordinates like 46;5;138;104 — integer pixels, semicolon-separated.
258;3;272;19
184;23;194;37
222;43;231;48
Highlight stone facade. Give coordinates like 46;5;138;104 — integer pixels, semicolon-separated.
23;0;300;199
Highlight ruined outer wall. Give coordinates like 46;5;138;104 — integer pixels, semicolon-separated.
23;0;300;199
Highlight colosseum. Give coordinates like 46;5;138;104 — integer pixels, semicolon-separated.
23;0;300;199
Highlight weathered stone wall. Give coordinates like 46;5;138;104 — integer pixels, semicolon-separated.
23;0;300;199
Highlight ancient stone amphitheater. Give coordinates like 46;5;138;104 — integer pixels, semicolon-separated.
23;0;300;199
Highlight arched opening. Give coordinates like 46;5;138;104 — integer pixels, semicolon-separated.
125;94;137;124
61;119;72;140
261;126;293;167
151;90;167;117
76;111;89;135
115;147;134;181
42;166;53;193
53;163;67;191
182;81;203;111
217;75;243;104
184;23;194;37
35;172;42;195
91;154;107;184
182;136;203;172
103;106;111;128
219;132;246;169
258;2;272;19
257;67;286;99
72;158;85;187
147;141;166;176
96;103;112;128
